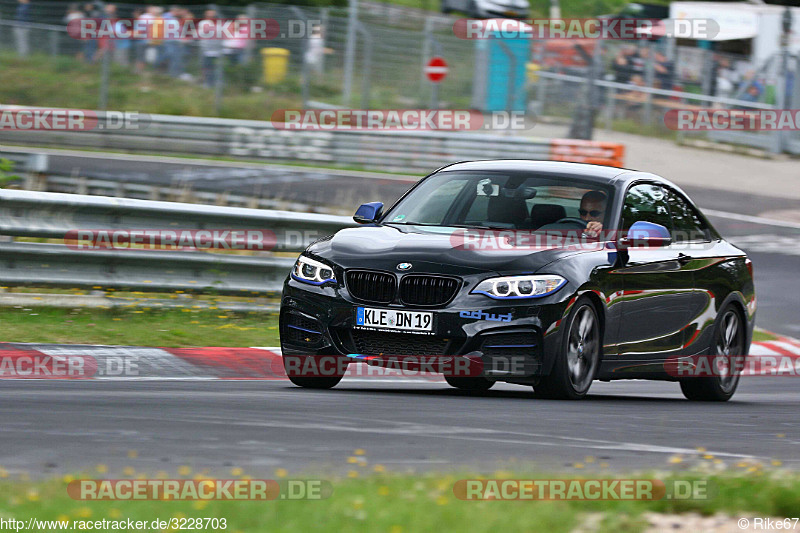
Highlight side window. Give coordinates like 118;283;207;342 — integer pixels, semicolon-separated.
620;184;672;232
666;190;711;242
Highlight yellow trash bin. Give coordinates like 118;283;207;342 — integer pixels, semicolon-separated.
261;48;290;85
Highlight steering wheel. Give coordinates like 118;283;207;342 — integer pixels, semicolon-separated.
553;217;588;228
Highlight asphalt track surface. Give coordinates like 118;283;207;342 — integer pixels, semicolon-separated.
0;151;798;478
0;378;798;478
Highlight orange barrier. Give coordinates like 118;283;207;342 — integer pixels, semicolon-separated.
549;139;625;168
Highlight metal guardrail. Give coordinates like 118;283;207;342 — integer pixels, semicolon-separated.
0;189;356;295
0;106;626;170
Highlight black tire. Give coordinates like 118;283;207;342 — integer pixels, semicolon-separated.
534;298;601;400
444;375;495;391
467;0;479;18
283;355;343;389
680;304;744;402
287;375;343;389
441;0;452;14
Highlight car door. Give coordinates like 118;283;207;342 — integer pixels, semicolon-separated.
663;187;723;355
614;183;696;360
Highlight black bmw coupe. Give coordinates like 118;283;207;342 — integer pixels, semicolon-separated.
280;161;756;401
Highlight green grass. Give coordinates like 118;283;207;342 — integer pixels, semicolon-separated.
0;305;785;348
0;306;279;347
0;469;798;532
0;53;304;121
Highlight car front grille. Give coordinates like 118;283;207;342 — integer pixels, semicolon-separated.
343;329;450;356
399;275;460;307
345;270;396;304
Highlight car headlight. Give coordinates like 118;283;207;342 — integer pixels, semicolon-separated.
471;275;566;299
291;255;336;286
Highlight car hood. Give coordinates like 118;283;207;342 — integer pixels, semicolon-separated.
306;224;587;276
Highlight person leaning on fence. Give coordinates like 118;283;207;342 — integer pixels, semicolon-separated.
14;0;31;58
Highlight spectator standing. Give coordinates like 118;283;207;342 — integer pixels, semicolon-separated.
305;24;332;76
223;14;249;65
82;2;102;63
160;6;181;75
96;3;116;63
654;51;674;90
64;4;84;59
176;9;194;80
14;0;31;58
112;4;131;66
199;9;223;88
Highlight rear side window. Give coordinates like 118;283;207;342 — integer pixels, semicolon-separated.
620;184;672;232
666;190;711;242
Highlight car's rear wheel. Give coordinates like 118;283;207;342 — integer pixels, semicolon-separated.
283;355;344;389
444;375;495;391
534;298;601;400
441;0;452;14
680;304;744;402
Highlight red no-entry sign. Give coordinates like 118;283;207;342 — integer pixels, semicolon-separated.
425;57;449;83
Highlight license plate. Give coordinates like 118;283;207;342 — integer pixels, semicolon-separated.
504;10;518;16
356;307;433;333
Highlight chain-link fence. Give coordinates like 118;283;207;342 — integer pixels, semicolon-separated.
2;0;800;154
0;0;473;114
529;38;800;153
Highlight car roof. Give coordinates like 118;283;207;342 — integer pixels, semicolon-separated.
438;160;666;188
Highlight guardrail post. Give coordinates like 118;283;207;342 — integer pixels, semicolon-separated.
604;85;616;131
342;0;359;106
99;46;111;111
643;41;655;126
356;22;373;109
49;29;58;57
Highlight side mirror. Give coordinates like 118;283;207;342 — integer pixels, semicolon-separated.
353;202;384;224
619;221;671;249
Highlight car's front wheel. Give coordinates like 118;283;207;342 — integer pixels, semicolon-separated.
534;298;601;400
444;375;495;391
680;304;744;402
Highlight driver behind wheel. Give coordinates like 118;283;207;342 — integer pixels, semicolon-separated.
580;190;607;238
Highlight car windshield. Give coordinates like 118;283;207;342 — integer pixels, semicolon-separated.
382;171;613;231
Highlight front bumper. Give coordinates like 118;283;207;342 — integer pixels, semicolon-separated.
279;277;572;381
